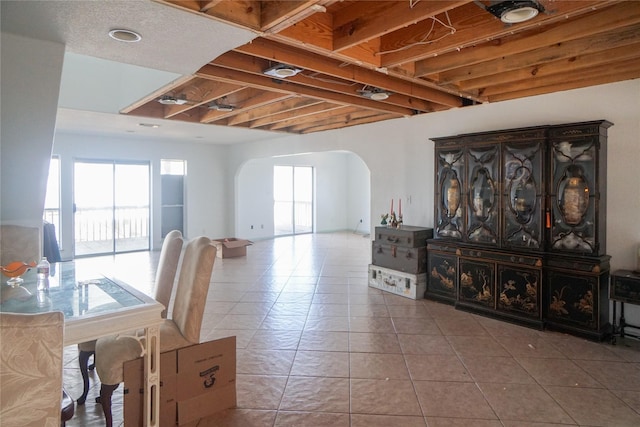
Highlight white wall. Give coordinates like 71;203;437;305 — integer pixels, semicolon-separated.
236;151;370;240
1;33;64;229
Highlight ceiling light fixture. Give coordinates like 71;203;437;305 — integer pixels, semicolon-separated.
359;87;391;101
108;29;142;43
485;1;544;24
208;103;235;112
158;95;188;105
263;64;303;79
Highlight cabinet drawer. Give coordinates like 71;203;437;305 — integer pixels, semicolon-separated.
375;226;433;248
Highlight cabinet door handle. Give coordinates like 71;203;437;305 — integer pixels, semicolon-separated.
376;246;383;254
406;251;412;259
386;236;399;243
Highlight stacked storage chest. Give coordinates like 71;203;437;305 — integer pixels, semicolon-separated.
368;225;433;299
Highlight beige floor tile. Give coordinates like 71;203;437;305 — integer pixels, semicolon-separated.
425;417;504;427
478;382;574;424
240;291;280;303
275;292;314;304
304;316;349;332
315;284;349;294
611;389;640;413
269;302;312;316
312;293;348;304
405;354;471;382
309;303;349;317
194;408;277;427
349;332;402;353
280;377;350;412
274;411;350;426
351;414;427;426
236;374;287;410
573;359;640;391
545;385;640;426
387;304;430;318
516;357;602;387
609;338;640;362
350;378;422;416
236;349;295;375
349;316;396;333
259;314;307;331
447;335;511;357
290;351;350;378
413;380;497;419
434;316;489;336
461;355;536;384
349;293;386;305
246;329;302;350
392;317;442;335
493;334;567;359
298;330;349;352
228;301;273;315
349;304;390;317
201;328;256;348
397;334;455;355
214;314;266;330
350;353;409;379
547;335;625;361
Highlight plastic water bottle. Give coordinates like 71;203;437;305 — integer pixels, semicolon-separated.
36;257;50;291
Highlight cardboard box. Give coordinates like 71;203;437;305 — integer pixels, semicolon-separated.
368;264;427;300
123;336;236;426
211;238;252;258
124;351;177;427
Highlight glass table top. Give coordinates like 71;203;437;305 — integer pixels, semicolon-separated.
0;261;145;320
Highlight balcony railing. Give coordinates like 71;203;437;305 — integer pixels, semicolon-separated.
74;206;150;255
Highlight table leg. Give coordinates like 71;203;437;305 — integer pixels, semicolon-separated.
611;300;618;345
144;325;160;427
620;302;626;338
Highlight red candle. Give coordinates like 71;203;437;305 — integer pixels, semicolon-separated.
399;198;402;216
391;199;394;214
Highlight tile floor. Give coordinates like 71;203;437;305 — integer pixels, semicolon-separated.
63;232;640;426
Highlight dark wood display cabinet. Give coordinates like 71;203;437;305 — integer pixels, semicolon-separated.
427;120;612;340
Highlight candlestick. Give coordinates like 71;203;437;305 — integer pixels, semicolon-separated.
399;198;402;217
391;199;394;214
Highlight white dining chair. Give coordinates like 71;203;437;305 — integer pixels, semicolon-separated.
76;230;183;404
95;236;216;427
0;311;64;427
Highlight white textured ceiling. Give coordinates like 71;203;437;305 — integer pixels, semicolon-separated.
1;0;272;144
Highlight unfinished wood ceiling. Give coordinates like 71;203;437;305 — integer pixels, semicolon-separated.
123;1;640;134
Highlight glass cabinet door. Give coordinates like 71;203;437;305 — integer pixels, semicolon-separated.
467;145;499;245
502;141;544;249
435;148;465;239
549;137;598;254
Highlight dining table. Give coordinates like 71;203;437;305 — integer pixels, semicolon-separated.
0;261;163;427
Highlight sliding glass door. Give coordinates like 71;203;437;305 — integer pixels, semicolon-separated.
74;160;150;257
274;165;313;236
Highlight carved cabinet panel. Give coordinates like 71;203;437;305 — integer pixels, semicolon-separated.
426;250;457;303
467;145;499;245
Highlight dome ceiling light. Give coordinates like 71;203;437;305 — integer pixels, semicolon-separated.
484;1;544;24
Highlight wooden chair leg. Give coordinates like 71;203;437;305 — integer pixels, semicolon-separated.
99;383;119;427
77;350;94;404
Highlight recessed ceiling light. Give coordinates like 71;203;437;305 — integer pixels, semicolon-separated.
108;29;142;43
486;1;544;24
158;95;188;105
138;123;160;128
359;87;391;101
208;103;235;112
263;64;303;79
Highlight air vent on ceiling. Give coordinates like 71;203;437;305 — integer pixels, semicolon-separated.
263;64;303;79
